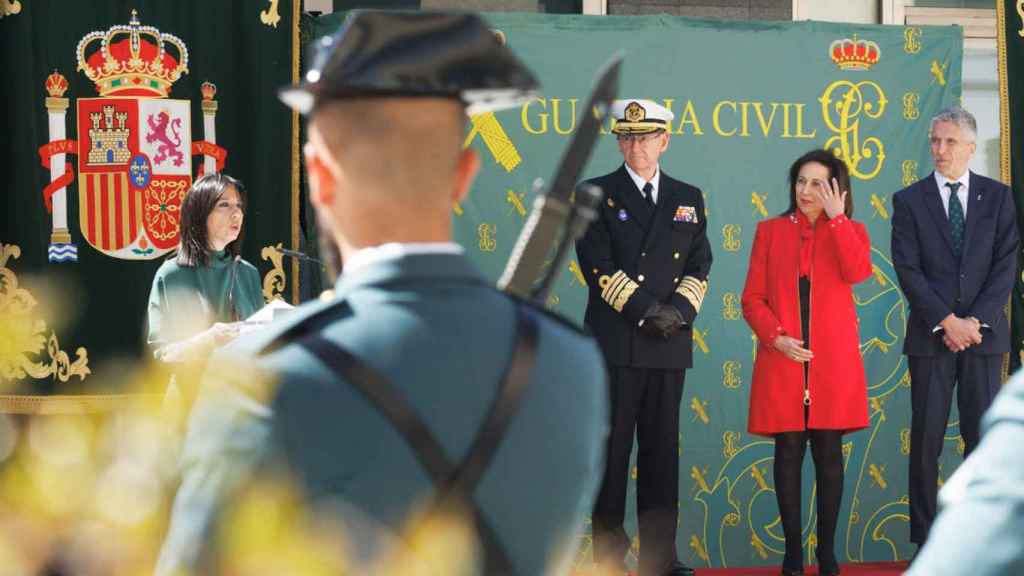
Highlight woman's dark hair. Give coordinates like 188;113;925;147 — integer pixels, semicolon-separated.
175;172;247;267
783;149;854;219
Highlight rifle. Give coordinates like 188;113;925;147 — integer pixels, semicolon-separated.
498;53;622;304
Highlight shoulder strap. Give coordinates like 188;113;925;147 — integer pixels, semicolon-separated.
295;303;540;575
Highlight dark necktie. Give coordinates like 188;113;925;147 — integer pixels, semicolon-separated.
642;182;655;209
946;181;964;258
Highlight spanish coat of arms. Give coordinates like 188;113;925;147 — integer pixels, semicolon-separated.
39;10;226;262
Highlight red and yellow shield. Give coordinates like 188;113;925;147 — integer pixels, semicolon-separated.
76;97;191;259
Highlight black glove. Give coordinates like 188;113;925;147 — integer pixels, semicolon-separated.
640;303;685;340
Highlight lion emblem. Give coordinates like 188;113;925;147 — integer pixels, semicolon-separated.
146;110;184;167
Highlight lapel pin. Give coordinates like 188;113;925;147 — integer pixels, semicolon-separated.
618;208;628;222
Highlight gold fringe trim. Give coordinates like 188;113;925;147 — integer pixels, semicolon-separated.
997;1;1013;383
290;0;301;305
0;394;161;415
998;0;1012;185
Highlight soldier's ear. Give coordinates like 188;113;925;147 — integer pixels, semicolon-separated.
452;148;480;205
305;141;336;209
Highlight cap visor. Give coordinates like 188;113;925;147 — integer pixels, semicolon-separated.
278;86;315;115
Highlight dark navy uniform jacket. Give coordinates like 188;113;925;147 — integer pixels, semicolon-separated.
576;165;713;369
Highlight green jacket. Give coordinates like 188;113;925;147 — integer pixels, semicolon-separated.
147;250;263;358
156;251;608;575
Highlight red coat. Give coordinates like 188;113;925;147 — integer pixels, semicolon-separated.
742;212;872;435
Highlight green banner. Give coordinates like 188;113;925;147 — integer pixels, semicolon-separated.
310;13;961;569
1000;1;1024;375
0;1;301;402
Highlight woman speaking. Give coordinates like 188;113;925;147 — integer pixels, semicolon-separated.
742;149;871;576
146;173;263;409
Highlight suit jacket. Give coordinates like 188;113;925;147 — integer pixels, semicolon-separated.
743;212;872;434
575;165;713;369
155;252;609;576
905;370;1024;576
891;171;1019;356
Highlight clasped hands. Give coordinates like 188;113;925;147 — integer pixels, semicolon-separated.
640;303;685;340
940;314;983;353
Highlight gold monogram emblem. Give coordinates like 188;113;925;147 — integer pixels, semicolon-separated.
723;360;742;388
722;430;741;458
722;293;741;320
903;27;922;54
902;160;919;187
722;224;742;252
821;80;888;180
902;92;920;120
477;223;497;252
624;101;645;123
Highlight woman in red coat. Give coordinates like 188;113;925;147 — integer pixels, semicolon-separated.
742;149;871;576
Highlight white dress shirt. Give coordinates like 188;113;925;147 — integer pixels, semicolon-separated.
934;170;971;220
624;163;660;205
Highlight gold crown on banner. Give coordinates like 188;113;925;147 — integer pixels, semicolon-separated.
76;9;189;97
45;71;69;98
829;35;880;71
200;80;217;101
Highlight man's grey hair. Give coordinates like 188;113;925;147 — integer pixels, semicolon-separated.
931;106;977;142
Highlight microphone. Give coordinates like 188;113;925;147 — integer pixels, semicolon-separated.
277;247;322;264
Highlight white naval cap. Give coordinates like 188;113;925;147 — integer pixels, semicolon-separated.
610;99;674;135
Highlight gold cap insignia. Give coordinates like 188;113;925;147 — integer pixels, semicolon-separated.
625;101;645;123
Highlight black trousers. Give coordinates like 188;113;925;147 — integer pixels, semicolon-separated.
907;351;1002;544
592;366;685;576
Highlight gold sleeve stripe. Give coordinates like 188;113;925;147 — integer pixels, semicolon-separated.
601;270;628;301
612;281;639;312
601;269;640;313
676;275;708;312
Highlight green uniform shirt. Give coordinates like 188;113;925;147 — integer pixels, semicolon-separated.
146;250;263;359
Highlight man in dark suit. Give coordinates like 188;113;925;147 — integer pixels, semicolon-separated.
576;99;712;576
155;11;609;576
891;106;1019;552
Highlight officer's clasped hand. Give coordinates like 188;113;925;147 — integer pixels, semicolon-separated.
640;303;685;340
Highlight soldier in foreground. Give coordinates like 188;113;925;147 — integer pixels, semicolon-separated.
156;11;608;575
